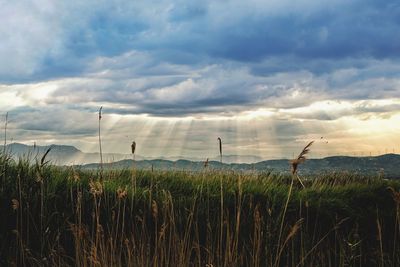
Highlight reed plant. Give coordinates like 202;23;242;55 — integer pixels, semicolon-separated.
0;151;399;266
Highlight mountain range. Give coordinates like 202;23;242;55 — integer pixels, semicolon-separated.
0;143;262;164
0;143;131;165
1;143;399;178
81;154;400;178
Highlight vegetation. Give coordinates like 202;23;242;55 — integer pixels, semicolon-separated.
1;150;400;266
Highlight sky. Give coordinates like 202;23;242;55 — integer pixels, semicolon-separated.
1;0;400;160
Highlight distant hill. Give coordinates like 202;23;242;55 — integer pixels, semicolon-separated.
0;143;131;165
79;154;400;178
2;143;399;178
0;143;262;165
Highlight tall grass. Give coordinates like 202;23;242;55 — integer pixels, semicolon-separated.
1;153;400;266
1;112;8;193
217;137;222;164
98;106;103;180
275;141;313;267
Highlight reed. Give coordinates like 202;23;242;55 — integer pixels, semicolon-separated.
275;141;313;267
217;137;222;163
98;106;103;180
0;148;399;266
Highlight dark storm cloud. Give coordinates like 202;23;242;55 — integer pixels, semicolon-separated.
2;0;400;82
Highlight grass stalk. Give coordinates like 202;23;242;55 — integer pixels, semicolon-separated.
98;106;103;180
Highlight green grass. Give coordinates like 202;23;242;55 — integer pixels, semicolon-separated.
1;154;400;266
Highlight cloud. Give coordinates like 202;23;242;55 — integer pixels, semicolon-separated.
2;0;400;82
277;99;400;121
1;0;400;157
10;107;98;136
2;50;399;119
24;61;326;116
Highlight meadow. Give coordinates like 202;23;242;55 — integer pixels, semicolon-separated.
1;149;400;267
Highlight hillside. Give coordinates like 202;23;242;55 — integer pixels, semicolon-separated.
0;143;131;165
79;154;400;178
0;143;263;164
3;143;399;178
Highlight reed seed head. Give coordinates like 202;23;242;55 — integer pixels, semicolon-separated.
74;173;80;182
254;205;261;223
204;158;209;168
291;141;314;175
217;137;222;157
89;181;103;196
151;200;158;219
11;199;19;210
131;141;136;155
98;106;103;120
117;186;128;200
388;187;400;205
284;218;304;245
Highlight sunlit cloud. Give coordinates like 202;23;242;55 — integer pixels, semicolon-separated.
1;0;400;160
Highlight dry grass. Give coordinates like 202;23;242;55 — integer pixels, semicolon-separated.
1;111;399;266
98;106;103;179
217;137;222;163
291;140;314;188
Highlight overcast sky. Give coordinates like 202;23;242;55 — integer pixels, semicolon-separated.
1;0;400;159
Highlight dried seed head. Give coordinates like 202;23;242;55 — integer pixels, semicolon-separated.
204;158;209;168
254;205;261;223
36;173;43;183
117;186;128;200
291;141;314;175
217;137;222;157
89;247;100;265
388;187;400;205
151;200;158;219
131;141;136;155
98;106;103;120
11;199;19;210
159;224;166;238
284;218;304;245
74;173;80;182
89;181;103;196
96;224;104;234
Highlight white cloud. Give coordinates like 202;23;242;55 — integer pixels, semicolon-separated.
1;0;400;159
0;1;63;77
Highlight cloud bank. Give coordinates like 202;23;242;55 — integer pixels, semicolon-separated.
1;0;400;158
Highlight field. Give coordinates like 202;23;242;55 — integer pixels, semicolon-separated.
1;153;400;266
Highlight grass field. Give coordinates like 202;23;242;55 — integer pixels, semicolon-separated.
1;153;400;266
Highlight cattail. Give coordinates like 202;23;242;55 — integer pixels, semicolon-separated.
204;158;209;168
217;137;222;163
99;106;103;120
131;141;136;155
98;107;104;179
